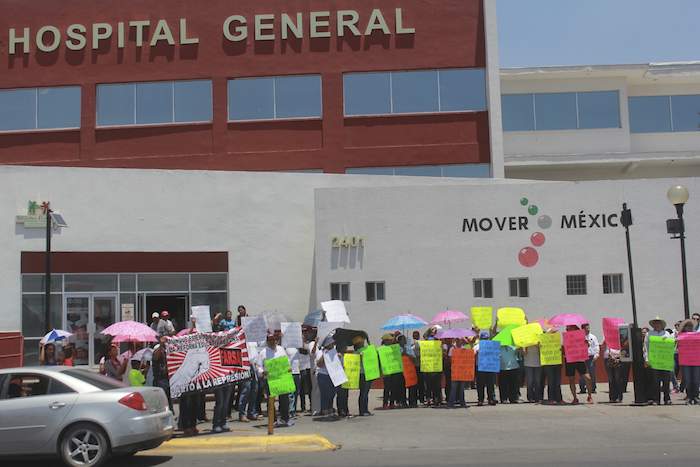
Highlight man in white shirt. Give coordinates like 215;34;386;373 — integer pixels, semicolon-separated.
156;310;175;337
256;331;294;427
578;323;600;394
644;317;673;405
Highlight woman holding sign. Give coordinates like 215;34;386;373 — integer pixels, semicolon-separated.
257;331;294;427
563;325;594;404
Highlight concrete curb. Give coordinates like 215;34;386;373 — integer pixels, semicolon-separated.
152;434;339;454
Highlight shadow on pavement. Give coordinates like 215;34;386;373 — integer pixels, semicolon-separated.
1;455;173;467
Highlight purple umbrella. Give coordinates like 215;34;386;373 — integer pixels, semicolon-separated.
430;310;469;327
436;328;477;339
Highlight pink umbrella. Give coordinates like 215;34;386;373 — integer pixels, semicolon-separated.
436;328;477;339
532;318;558;329
176;328;195;337
549;313;588;328
431;310;469;327
102;320;158;343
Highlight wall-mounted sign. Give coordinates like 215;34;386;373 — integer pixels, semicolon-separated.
331;235;364;248
15;200;49;229
121;303;135;322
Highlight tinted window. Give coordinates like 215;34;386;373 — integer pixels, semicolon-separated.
49;378;76;395
0;88;35;130
228;77;274;121
441;164;491;178
502;94;535;131
174;80;212;123
671;95;700;132
439;68;487;112
578;91;620;129
63;369;125;390
391;70;439;114
535;92;577;130
37;87;81;129
97;83;134;126
136;82;173;124
343;72;391;116
275;75;321;119
629;96;672;133
228;75;321;121
394;165;442;177
345;166;395;175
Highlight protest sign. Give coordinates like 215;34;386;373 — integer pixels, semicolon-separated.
321;300;351;323
324;348;348;387
451;348;476;381
497;307;527;329
648;336;675;371
493;324;519;346
539;332;562;366
166;328;251;398
241;315;267;344
191;305;212;333
602;317;625;350
678;333;700;366
281;322;303;349
477;340;500;373
471;306;493;331
511;323;543;348
563;330;588;363
419;340;443;373
317;321;344;342
378;344;404;375
402;355;418;387
265;356;296;397
341;353;361;389
361;345;381;381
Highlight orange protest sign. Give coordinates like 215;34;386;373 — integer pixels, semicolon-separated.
450;348;475;382
402;355;418;388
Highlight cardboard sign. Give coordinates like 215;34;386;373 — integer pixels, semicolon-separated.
477;340;500;373
241;315;267;344
378;344;404;375
361;345;381;381
471;306;493;331
419;340;443;373
265;356;296;397
511;323;543;348
539;332;563;366
678;333;700;366
324;348;348;387
281;322;303;349
497;307;527;329
341;353;361;389
493;324;519;346
563;330;588;363
320;300;351;323
602;317;625;350
648;336;675;371
451;348;475;381
402;355;418;387
191;305;212;333
317;321;344;342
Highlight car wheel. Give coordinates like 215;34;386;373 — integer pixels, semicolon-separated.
59;423;110;467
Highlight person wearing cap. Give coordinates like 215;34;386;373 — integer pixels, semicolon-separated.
352;335;373;416
156;311;175;337
257;330;294;427
150;312;160;333
644;316;673;405
474;330;497;406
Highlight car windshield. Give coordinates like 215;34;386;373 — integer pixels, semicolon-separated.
63;369;126;390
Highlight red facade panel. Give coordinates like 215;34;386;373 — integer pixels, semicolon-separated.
0;0;489;173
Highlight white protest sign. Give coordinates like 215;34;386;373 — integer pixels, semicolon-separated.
324;348;348;387
317;321;344;343
321;300;350;323
242;315;267;344
191;305;212;333
246;342;259;366
281;322;303;349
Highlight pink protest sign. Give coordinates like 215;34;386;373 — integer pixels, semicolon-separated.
563;330;588;363
678;333;700;366
602;317;625;350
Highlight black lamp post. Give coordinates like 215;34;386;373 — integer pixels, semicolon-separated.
45;203;52;334
666;185;690;320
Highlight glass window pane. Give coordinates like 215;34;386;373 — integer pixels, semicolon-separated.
534;92;577;130
441;164;491;178
341;284;350;301
519;279;529;297
671;95;700;132
509;279;517;297
577;91;620;129
484;279;493;298
228;78;274;121
191;273;227;291
343;72;391;116
0;88;36;130
119;274;136;292
37;86;81;129
191;292;228;318
439;68;486;112
137;273;189;292
174;80;212;123
65;274;118;292
22;274;63;293
275;75;321;119
330;283;340;300
376;282;385;301
392;70;439;114
22;294;63;337
136;82;173;124
394;165;442;177
23;339;41;366
345;167;394;175
629;96;671;133
119;293;137;320
473;280;482;298
97;83;134;126
366;283;375;302
501;94;534;131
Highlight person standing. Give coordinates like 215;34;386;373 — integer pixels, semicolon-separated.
286;345;302;418
235;305;248;327
523;343;543;403
150;312;160;333
298;332;312;413
39;343;58;366
104;345;127;381
541;329;563;405
498;345;520;404
157;311;175;337
237;341;259;422
578;323;600;394
564;325;594;404
475;331;497;406
605;343;625;403
354;335;373;417
447;338;467;408
315;335;338;418
221;310;236;331
411;331;426;404
678;319;700;404
152;338;173;412
257;331;294;427
420;326;443;406
644;317;673;405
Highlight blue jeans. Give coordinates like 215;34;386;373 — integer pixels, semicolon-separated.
525;366;543;402
289;374;301;416
213;385;233;429
579;356;597;392
317;373;336;413
448;381;466;407
358;374;371;414
682;366;700;401
238;376;258;418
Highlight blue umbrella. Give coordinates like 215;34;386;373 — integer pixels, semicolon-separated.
40;329;73;344
381;314;428;331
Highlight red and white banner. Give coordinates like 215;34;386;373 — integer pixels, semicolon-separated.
166;327;251;398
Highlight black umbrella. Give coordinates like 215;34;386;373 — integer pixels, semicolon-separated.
331;328;370;350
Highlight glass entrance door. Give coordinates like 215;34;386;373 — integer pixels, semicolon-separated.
64;294;117;366
93;296;117;366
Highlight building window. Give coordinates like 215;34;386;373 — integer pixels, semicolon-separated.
629;94;700;133
343;68;486;117
330;283;350;301
502;91;620;131
96;80;212;127
602;273;624;294
345;163;490;178
0;86;80;131
228;75;321;121
566;275;587;296
366;282;385;302
473;278;493;299
508;278;529;298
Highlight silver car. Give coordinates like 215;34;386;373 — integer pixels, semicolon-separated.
0;366;173;466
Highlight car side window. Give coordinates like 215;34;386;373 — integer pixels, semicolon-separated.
5;373;51;398
48;378;76;395
0;374;7;399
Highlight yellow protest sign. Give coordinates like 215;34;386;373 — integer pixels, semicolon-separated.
497;307;527;328
342;353;361;389
471;306;493;330
511;323;543;348
419;340;443;373
539;332;562;366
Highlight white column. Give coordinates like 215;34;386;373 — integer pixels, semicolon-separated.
483;0;505;178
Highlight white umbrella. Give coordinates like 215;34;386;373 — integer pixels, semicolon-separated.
40;329;73;344
132;348;154;362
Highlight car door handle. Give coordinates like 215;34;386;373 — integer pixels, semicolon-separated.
49;402;66;409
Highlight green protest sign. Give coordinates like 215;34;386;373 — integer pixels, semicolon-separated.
378;344;404;376
265;356;296;397
493;324;519;347
648;336;675;372
361;345;381;381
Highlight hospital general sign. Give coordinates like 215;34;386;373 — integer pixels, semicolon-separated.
5;8;415;55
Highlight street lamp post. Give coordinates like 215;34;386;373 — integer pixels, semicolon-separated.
45;204;52;334
666;185;691;320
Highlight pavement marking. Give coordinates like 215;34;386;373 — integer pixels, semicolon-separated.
150;434;338;454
